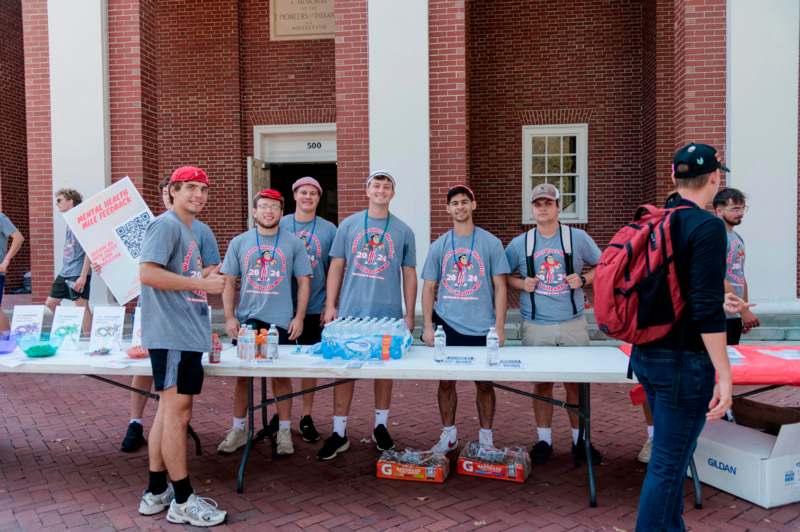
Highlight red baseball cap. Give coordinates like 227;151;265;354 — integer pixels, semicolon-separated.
256;189;284;206
169;166;209;186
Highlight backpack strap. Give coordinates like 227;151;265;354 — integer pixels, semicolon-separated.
559;223;578;316
524;227;537;319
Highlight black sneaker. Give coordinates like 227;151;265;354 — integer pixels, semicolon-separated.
529;440;553;464
299;415;321;443
372;424;395;452
316;432;350;461
572;438;603;465
265;414;279;437
121;421;145;453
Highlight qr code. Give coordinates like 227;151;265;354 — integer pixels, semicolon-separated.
115;211;152;259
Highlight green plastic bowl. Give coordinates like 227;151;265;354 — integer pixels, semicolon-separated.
17;334;64;358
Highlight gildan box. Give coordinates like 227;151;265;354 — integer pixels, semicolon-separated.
691;420;800;508
376;460;448;483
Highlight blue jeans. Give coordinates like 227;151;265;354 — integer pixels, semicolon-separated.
631;346;716;532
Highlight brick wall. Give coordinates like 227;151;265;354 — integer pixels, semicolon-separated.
0;0;29;288
468;0;643;248
21;0;52;302
428;0;468;240
334;0;369;222
154;0;243;251
673;0;726;164
108;0;160;209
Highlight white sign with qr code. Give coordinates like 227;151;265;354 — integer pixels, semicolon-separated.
62;177;154;305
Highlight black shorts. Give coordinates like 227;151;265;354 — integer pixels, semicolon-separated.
244;319;292;345
150;349;204;395
726;318;743;346
0;274;5;305
49;275;91;301
297;314;323;345
431;310;487;347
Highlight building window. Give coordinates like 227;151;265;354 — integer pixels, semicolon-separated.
522;124;588;224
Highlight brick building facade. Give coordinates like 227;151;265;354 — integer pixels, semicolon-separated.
4;0;800;308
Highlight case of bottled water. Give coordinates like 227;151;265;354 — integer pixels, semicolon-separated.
321;316;412;360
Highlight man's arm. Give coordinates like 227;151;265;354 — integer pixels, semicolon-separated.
402;266;418;332
0;231;24;273
288;275;311;341
493;274;508;346
222;274;239;339
140;262;224;293
421;280;436;346
741;279;760;331
322;258;345;324
73;256;92;292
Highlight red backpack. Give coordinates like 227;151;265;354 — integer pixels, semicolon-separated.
594;204;690;344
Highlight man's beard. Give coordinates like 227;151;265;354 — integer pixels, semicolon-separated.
724;215;742;226
255;219;279;230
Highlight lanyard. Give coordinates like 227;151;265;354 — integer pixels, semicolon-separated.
363;210;391;247
450;228;476;268
255;227;280;267
292;214;317;239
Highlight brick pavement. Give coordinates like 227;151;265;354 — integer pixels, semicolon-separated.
0;373;798;531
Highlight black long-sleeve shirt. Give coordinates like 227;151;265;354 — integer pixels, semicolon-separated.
640;194;727;352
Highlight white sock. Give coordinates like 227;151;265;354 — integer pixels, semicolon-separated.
479;428;493;448
279;420;291;431
442;425;457;443
333;416;347;438
130;418;142;426
374;409;389;428
537;427;552;445
571;428;580;445
647;425;654;441
232;417;246;431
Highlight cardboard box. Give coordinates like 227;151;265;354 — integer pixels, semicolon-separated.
691;420;800;508
455;442;531;483
376;459;448;483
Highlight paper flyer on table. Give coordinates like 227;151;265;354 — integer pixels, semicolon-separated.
50;306;85;349
10;305;45;339
89;306;126;351
61;177;153;305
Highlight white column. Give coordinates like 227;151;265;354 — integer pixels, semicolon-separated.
368;0;430;308
727;0;800;310
48;0;111;304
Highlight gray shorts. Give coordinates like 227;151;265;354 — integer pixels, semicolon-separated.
521;316;591;347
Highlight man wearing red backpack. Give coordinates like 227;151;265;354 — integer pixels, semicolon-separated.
627;144;733;531
505;183;602;466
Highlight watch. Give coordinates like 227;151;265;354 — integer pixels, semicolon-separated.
580;275;587;288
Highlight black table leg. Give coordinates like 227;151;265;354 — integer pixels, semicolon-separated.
236;376;256;494
689;456;702;509
579;383;597;507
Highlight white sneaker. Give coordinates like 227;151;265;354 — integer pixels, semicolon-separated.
138;484;174;516
637;438;652;464
276;427;294;455
166;494;227;527
430;428;458;454
217;427;247;454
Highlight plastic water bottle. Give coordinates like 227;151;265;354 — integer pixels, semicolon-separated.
434;325;446;362
267;324;279;360
486;326;499;366
246;325;257;365
236;325;247;360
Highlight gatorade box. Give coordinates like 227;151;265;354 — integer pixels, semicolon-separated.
376;449;449;483
456;441;531;483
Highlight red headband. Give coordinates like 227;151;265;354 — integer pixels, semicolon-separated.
169;166;209;186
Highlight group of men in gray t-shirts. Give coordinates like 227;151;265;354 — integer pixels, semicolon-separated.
131;166;612;527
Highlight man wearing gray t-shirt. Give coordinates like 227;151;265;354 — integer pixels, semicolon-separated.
505;183;601;466
46;189;93;335
279;176;338;445
317;171;417;461
136;167;227;526
422;185;509;454
713;188;759;345
0;212;24;333
218;189;312;457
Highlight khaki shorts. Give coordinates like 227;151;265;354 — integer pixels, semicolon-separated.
521;316;591;347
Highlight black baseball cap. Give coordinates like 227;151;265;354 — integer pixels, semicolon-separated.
673;143;730;179
447;184;475;202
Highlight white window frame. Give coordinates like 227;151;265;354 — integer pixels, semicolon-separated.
521;123;589;225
